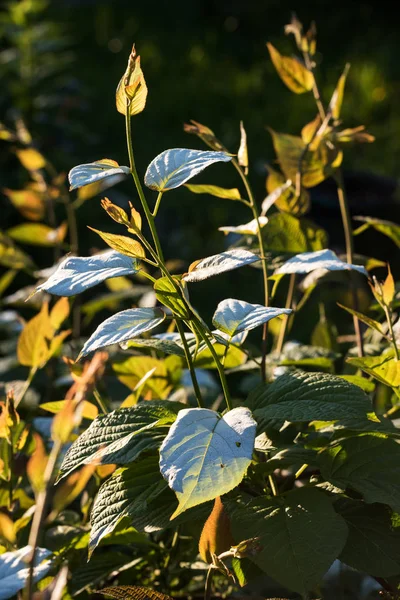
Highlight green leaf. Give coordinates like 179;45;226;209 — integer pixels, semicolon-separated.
100;586;173;600
247;370;373;426
353;216;400;249
267;43;313;94
227;487;348;594
0;232;34;270
89;228;146;259
184;184;242;201
120;337;186;357
159;407;256;518
194;342;247;369
269;129;342;188
338;303;385;337
339;375;376;394
262;213;328;253
144;149;232;192
212;298;291;336
347;353;400;389
329;63;350;120
69;159;130;191
183;249;260;283
319;435;400;512
58;401;182;480
336;499;400;577
7;222;67;247
154;276;191;319
90;455;210;554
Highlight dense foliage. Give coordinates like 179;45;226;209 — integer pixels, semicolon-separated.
1;8;400;600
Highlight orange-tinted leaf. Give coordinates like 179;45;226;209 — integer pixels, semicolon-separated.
382;265;395;306
101;198;130;226
27;433;48;494
0;512;16;543
52;463;97;513
3;188;45;221
199;496;235;563
51;399;78;444
183;120;225;151
238;121;248;174
16;148;46;171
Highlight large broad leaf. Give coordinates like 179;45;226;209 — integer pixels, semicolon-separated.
275;249;367;276
347;353;400;390
270;130;342;188
319;435;400;513
90;455;211;554
159;407;256;519
69;159;130;191
58;401;182;480
227;488;348;595
78;307;165;359
219;217;269;236
144;148;232;192
267;43;313;94
0;546;52;600
336;499;400;577
247;370;373;426
212;298;291;337
35;251;139;297
354;216;400;249
262;213;328;253
183;249;260;283
100;586;173;600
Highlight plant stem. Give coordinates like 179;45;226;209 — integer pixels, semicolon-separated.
276;273;296;354
93;387;110;414
334;171;364;357
268;473;278;496
15;366;37;407
193;321;232;411
204;567;214;600
152;191;163;217
25;439;63;600
175;319;204;407
232;158;269;383
303;51;326;121
384;305;399;361
125;112;164;261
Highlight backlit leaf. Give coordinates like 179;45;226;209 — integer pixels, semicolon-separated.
154;276;191;318
26;433;47;495
337;303;385;337
17;303;52;367
113;356;180;399
347;353;400;389
263;213;328;253
267;43;313;94
185;184;242;201
329;63;350;120
89;228;146;259
353;216;400;249
227;488;348;594
53;464;97;513
183;249;260;283
238;121;249;173
3;188;45;221
270;129;342;187
58;401;182;479
78;308;165;358
219;217;268;236
40;400;98;420
275;249;367;276
116;45;148;117
144;149;232;192
16;148;46;171
264;168;309;216
36;250;139;297
7;222;67;247
68;160;130;191
0;232;34;270
160;407;256;518
212;299;291;337
319;435;400;512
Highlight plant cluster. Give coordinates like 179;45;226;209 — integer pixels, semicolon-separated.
1;15;400;600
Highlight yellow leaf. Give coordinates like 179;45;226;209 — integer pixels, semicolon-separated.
7;222;68;247
199;496;234;563
266;167;310;216
105;276;133;292
47;329;71;361
382;265;395;306
17;303;52;367
267;43;313;94
40;400;98;420
101;198;130;226
301;114;322;147
329;63;350;121
51;399;77;444
27;433;48;494
16;148;46;171
129;203;142;232
116;45;148;117
3;188;45;221
113;356;173;399
49;297;70;330
89;227;145;259
96;464;116;479
238;121;248;174
52;463;97;513
0;395;19;440
0;513;16;543
184;184;242;201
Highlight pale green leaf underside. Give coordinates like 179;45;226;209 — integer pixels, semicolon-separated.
276;249;367;276
69;160;130;191
183;249;260;283
212;298;291;336
159;407;256;519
